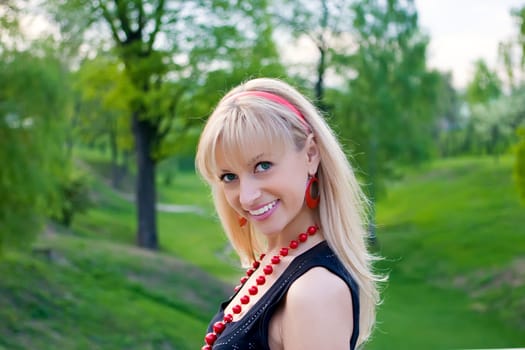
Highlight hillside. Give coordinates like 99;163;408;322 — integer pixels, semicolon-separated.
0;228;231;350
370;156;525;349
1;154;524;349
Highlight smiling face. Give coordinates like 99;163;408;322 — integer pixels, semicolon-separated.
195;89;322;248
215;135;319;238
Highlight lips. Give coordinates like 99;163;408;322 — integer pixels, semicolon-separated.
248;200;278;216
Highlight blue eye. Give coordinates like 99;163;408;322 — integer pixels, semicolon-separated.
220;173;237;183
255;161;272;173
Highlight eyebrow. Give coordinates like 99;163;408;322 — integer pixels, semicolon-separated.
249;153;265;165
218;152;266;174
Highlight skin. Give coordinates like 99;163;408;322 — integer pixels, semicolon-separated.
268;267;353;350
215;134;354;349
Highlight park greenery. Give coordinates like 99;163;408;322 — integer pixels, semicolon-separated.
1;0;525;349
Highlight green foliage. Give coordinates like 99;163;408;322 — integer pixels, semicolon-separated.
328;0;441;199
0;0;21;50
276;0;355;103
0;47;70;253
514;127;525;201
468;94;521;157
50;0;286;161
73;54;136;148
434;72;464;157
73;54;136;188
47;0;287;248
465;59;502;105
459;86;525;158
50;170;93;227
510;5;525;84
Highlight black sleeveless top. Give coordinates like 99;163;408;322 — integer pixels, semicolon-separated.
206;241;360;349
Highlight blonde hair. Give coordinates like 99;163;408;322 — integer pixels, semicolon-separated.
195;77;382;346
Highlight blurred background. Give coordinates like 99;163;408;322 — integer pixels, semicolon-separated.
1;0;524;349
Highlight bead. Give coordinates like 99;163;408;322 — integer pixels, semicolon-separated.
205;332;217;345
234;284;241;292
213;321;226;334
232;304;242;314
201;223;318;349
239;216;248;227
263;265;273;274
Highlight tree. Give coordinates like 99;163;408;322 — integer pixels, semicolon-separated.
276;0;355;107
434;72;464;157
509;6;525;201
0;46;70;253
47;0;284;249
73;55;137;188
468;93;523;159
0;0;21;50
465;59;502;106
327;0;442;242
515;128;525;202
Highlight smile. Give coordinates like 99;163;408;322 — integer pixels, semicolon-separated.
249;200;278;216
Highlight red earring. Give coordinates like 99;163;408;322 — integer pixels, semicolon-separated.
239;216;247;227
305;175;320;209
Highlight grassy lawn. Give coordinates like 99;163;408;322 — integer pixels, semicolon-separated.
0;232;230;350
370;155;525;348
1;153;524;349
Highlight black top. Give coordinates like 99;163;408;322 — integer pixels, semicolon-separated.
206;241;360;350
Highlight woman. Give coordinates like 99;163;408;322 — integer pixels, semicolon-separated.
196;78;382;349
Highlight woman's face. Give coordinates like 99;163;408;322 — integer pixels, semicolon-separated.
216;135;319;237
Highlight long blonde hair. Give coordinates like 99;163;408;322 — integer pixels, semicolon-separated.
195;78;382;346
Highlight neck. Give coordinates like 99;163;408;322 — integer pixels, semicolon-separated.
265;217;323;255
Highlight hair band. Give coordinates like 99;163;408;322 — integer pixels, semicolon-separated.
232;90;310;130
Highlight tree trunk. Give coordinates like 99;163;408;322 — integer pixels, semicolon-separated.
315;0;328;109
315;46;326;106
367;121;379;246
109;127;120;188
368;196;377;247
132;111;158;250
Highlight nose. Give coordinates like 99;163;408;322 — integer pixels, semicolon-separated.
239;177;261;208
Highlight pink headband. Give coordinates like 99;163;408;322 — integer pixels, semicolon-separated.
231;90;310;130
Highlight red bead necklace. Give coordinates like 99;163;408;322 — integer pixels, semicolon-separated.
202;225;319;350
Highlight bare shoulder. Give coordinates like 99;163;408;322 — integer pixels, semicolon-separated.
287;266;352;302
280;267;354;350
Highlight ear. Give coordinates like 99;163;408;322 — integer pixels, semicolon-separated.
304;133;320;175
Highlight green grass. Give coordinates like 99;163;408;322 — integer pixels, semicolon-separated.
71;166;241;281
378;156;524;274
369;155;525;348
0;233;230;350
370;278;524;349
1;153;524;349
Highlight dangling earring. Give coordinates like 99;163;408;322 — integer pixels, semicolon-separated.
305;175;320;209
239;216;247;227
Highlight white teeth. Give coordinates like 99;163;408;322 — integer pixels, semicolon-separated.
249;201;277;216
